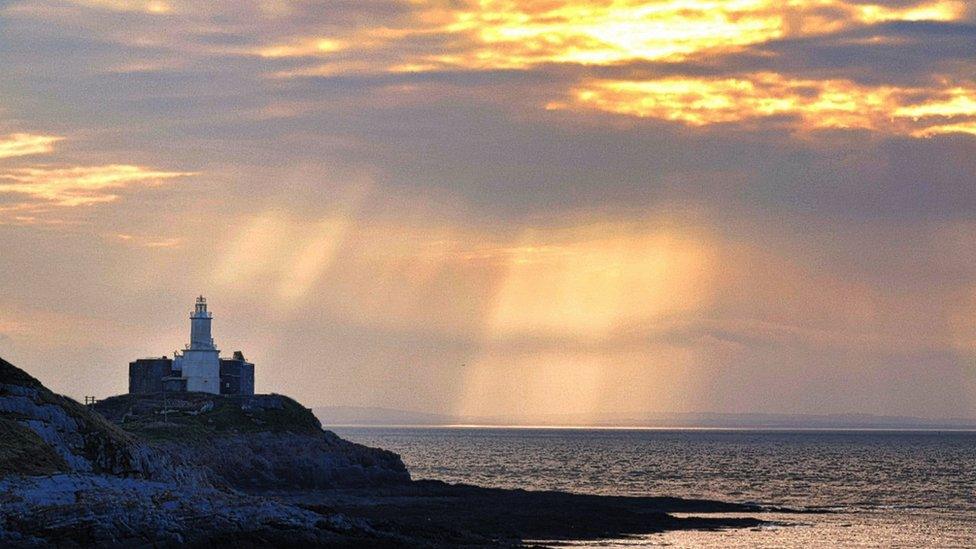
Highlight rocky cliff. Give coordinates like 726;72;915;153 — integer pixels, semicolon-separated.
0;358;183;482
0;357;406;546
94;392;409;489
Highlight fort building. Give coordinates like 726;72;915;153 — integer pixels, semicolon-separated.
129;296;254;395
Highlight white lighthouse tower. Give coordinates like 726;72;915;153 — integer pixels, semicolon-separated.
173;296;221;394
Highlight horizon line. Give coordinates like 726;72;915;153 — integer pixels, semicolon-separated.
324;423;976;432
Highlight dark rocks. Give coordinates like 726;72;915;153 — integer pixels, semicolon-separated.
0;357;376;547
0;357;180;480
270;481;766;547
0;474;363;547
151;430;410;489
93;392;411;489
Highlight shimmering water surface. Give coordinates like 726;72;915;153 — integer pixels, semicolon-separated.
333;427;976;547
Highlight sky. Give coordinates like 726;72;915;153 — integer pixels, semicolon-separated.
1;0;975;421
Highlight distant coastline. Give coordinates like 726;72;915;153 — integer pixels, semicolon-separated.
315;406;976;431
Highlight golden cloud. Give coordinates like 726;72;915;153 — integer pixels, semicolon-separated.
552;74;976;136
910;122;976;138
113;233;183;248
894;89;976;119
441;0;783;68
0;133;63;160
255;38;346;59
252;1;971;137
66;0;171;14
0;164;194;206
443;0;964;67
260;1;965;68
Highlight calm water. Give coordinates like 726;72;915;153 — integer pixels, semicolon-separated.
333;427;976;547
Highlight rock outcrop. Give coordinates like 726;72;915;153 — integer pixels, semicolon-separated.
0;358;183;482
0;474;365;547
0;357;404;547
94;392;409;489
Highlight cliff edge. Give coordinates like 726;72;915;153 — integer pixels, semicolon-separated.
94;392;409;489
0;357;404;546
0;357;180;481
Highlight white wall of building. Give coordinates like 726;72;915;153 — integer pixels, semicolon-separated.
176;349;220;394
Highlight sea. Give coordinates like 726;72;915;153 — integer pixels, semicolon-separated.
333;427;976;547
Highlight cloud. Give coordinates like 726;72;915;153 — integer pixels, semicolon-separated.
552;73;976;136
0;133;62;160
452;0;965;66
112;232;182;248
0;164;193;206
5;0;974;138
256;0;968;68
0;127;195;215
255;38;347;59
0;131;194;221
64;0;172;13
732;21;976;85
241;1;975;136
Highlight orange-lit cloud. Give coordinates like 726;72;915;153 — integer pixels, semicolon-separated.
438;0;965;68
251;0;973;137
552;74;976;136
256;38;346;59
0;164;193;206
910;122;976;138
0;133;62;160
66;0;172;14
261;1;966;67
113;232;182;248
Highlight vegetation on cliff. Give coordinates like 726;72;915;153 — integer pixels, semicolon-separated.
94;391;410;489
94;391;325;440
0;417;67;476
0;357;165;479
0;357;408;546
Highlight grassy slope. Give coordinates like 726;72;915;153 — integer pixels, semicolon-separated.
93;392;324;442
0;417;69;476
0;357;142;475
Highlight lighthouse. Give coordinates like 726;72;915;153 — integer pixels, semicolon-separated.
173;296;221;394
128;296;255;395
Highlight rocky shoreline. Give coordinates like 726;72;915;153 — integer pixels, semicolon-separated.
1;357;771;547
270;481;765;546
